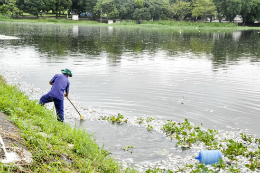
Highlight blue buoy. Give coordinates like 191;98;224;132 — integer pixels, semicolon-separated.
195;150;222;165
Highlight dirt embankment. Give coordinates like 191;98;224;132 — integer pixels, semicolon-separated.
0;111;32;168
0;112;25;149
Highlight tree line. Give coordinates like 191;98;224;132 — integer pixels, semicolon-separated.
0;0;260;24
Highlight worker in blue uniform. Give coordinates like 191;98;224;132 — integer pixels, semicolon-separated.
39;69;72;122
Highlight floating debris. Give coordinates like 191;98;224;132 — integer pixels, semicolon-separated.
0;134;7;160
0;134;32;165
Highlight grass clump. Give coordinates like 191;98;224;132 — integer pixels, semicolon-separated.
0;14;11;21
114;20;137;25
113;20;260;31
141;20;238;28
0;75;5;83
0;76;128;172
0;17;103;25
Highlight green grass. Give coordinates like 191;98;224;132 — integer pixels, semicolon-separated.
1;14;259;31
142;20;238;27
0;14;100;25
22;12;69;17
116;20;238;27
0;76;134;172
0;75;5;83
112;20;260;31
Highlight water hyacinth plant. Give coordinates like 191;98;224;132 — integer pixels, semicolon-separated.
136;117;144;124
100;113;127;123
162;119;218;148
123;146;134;154
146;117;155;123
161;119;260;172
147;124;154;131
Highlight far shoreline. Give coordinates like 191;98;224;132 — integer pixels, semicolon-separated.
0;17;260;32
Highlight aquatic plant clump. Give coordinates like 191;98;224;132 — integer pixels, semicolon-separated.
162;119;218;148
161;119;260;172
100;113;128;123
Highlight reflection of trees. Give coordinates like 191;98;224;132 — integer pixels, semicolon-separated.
211;31;260;69
2;23;260;68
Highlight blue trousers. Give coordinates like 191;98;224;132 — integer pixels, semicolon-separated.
40;94;64;122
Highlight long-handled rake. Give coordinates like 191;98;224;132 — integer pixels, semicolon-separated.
66;97;84;120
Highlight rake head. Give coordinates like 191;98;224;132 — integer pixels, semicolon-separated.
80;115;84;120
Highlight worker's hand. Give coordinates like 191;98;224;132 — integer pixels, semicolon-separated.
49;81;54;85
64;91;69;98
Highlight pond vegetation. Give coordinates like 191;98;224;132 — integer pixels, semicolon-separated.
100;113;260;172
100;113;128;123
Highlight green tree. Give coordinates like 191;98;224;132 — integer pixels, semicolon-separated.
192;0;216;20
84;0;97;12
54;0;72;18
147;0;171;20
225;0;242;22
0;0;10;14
16;0;45;17
133;7;151;20
212;0;226;22
212;0;242;22
240;0;260;25
173;1;191;20
71;0;96;13
44;0;55;13
107;5;119;18
7;0;19;17
135;0;143;8
0;0;8;5
0;4;9;14
94;0;119;19
0;0;21;16
117;1;135;19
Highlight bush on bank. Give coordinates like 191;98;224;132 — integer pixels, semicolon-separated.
0;75;126;172
0;14;11;20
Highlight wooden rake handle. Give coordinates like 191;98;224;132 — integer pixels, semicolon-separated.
66;97;83;119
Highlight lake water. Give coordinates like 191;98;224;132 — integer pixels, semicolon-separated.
1;22;260;169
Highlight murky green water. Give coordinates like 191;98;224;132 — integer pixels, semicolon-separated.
1;22;260;167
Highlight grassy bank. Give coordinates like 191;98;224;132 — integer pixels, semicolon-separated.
112;20;260;31
1;14;260;31
0;75;132;172
0;15;102;25
116;20;239;27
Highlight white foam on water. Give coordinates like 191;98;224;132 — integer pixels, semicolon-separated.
0;134;7;159
0;134;21;164
0;35;20;40
0;152;20;164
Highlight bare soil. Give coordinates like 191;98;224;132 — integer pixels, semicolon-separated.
0;112;26;149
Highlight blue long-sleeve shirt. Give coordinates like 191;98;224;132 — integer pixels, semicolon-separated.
48;74;70;100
